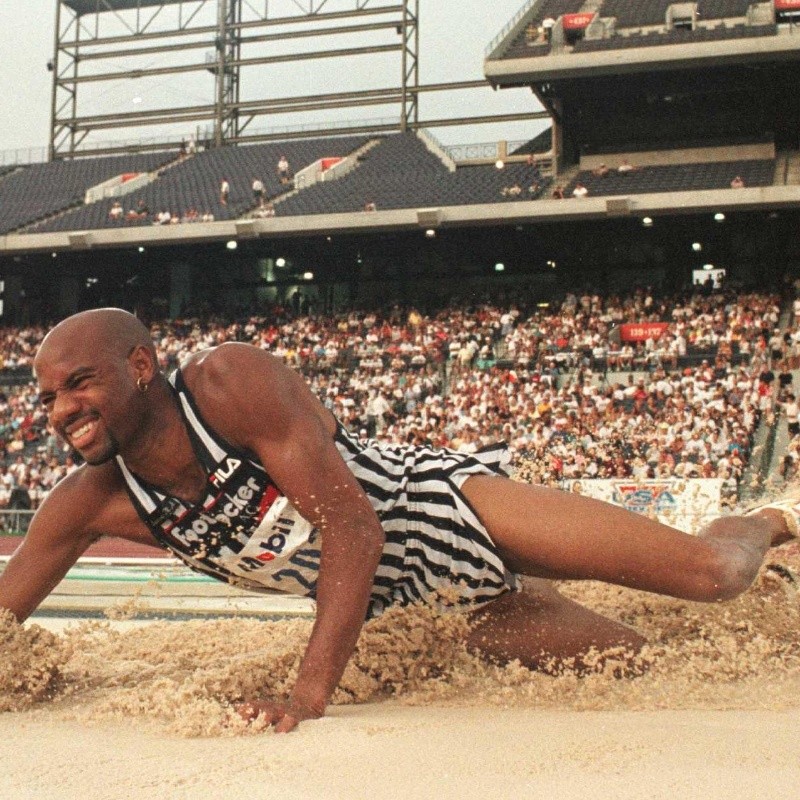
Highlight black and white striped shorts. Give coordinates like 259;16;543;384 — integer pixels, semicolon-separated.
335;423;520;619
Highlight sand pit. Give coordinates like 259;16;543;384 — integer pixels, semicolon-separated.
1;547;799;798
1;706;798;800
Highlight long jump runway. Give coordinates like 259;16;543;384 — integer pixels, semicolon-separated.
1;536;799;799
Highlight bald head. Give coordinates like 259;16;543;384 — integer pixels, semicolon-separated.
34;309;162;466
35;308;156;372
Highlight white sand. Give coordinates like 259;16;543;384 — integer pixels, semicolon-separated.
2;549;799;799
1;706;797;800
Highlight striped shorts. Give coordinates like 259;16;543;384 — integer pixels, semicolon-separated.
335;423;520;618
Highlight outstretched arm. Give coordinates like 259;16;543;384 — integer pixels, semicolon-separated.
189;344;386;730
0;468;121;622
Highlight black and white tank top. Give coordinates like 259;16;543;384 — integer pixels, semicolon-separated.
115;369;322;596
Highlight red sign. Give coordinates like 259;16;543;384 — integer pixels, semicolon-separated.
775;0;800;8
562;12;596;29
619;322;669;342
321;157;343;172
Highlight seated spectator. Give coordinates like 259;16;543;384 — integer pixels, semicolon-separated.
364;201;377;212
108;200;123;221
730;175;745;189
617;160;637;174
126;199;150;222
220;178;230;205
572;182;589;199
255;201;275;218
155;209;172;225
277;156;291;185
552;184;565;199
592;164;609;178
252;178;265;206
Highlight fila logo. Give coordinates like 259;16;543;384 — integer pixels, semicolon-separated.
209;457;242;487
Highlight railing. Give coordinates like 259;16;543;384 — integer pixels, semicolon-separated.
444;139;532;162
0;147;49;167
0;510;35;535
485;0;540;57
0;116;405;168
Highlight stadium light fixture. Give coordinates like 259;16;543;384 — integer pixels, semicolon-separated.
138;246;145;253
303;271;314;280
51;252;57;258
703;264;715;270
494;263;505;272
226;240;238;250
547;260;557;269
495;160;505;170
425;229;436;239
692;242;702;252
714;212;726;222
642;217;653;227
276;257;287;267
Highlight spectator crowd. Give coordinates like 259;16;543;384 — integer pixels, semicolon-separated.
0;286;795;514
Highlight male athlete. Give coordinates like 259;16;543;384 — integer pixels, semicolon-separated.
0;308;796;732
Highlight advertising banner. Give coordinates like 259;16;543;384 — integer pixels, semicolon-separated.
619;322;669;342
564;479;723;533
562;12;596;29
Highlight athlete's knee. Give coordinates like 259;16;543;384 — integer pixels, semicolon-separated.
690;537;761;602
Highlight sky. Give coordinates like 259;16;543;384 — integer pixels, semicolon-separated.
0;0;547;161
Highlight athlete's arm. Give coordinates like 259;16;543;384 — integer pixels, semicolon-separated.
186;344;386;730
0;467;142;622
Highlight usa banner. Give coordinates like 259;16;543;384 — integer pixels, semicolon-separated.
564;479;723;533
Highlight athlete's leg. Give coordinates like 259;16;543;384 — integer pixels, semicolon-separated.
462;476;789;603
459;476;789;672
466;580;647;675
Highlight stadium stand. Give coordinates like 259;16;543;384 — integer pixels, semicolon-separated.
0;152;173;234
0;286;786;511
563;158;775;197
511;128;553;156
698;0;754;20
496;0;584;58
275;133;550;217
600;0;678;28
573;23;778;52
31;135;373;233
493;0;775;59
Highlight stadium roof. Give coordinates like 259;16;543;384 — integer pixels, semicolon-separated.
63;0;183;16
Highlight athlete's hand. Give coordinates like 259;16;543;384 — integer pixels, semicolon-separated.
235;698;322;733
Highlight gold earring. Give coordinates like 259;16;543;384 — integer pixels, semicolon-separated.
136;376;149;393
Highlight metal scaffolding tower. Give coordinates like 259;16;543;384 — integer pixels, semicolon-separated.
49;0;421;157
49;0;543;159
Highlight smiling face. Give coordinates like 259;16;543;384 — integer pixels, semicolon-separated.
34;309;156;466
36;355;126;464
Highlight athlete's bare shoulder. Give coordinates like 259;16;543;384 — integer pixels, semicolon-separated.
180;341;286;385
177;343;335;446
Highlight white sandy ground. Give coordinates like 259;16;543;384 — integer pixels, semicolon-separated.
0;706;798;800
3;548;800;800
